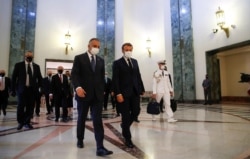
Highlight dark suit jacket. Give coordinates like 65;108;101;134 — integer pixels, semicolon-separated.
71;52;105;101
42;76;52;95
11;61;42;94
104;77;112;95
51;74;70;97
0;77;11;98
112;57;145;97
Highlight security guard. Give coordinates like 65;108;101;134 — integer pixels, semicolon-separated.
152;60;177;122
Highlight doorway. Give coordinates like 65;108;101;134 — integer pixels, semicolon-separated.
206;40;250;104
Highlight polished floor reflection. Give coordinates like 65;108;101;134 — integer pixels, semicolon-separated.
0;103;250;159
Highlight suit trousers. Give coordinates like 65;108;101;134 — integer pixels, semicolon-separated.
45;94;53;113
54;93;68;120
0;91;8;115
17;87;35;124
118;91;140;141
76;98;104;149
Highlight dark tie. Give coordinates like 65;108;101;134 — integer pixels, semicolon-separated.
91;55;95;72
128;59;133;69
162;71;164;77
28;63;33;86
59;74;62;83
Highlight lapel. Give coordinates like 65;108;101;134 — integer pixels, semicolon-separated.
121;57;129;68
83;53;93;71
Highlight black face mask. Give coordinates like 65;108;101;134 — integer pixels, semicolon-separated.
58;70;63;74
26;56;33;62
0;73;5;77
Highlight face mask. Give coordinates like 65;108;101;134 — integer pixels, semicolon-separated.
0;73;5;77
58;70;63;74
124;51;132;58
160;65;165;70
91;48;99;55
26;56;33;62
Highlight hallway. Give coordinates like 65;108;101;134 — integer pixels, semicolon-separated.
0;103;250;159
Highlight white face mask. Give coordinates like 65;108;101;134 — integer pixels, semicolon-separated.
160;65;165;70
124;51;132;58
91;48;99;55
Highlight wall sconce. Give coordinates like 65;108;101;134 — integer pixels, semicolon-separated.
146;38;152;57
214;7;235;38
64;31;71;54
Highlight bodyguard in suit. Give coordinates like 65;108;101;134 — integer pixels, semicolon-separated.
103;72;113;110
112;42;145;148
42;70;54;115
71;38;113;156
11;51;42;130
50;66;69;122
0;70;11;116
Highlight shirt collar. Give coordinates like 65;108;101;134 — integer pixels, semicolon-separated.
25;61;32;65
87;51;95;59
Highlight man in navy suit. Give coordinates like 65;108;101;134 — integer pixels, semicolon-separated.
42;70;54;115
0;69;11;116
103;72;114;110
50;66;70;122
112;42;145;148
71;38;113;156
11;51;42;130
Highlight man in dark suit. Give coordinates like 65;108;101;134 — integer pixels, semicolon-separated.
42;70;54;115
112;42;145;148
11;51;42;130
103;72;114;110
71;38;113;156
0;69;11;116
50;66;69;122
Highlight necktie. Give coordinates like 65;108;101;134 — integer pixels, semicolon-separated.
128;59;133;69
162;71;164;77
59;74;63;83
28;63;33;86
91;55;95;72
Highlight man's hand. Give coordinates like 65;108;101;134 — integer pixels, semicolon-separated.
116;94;124;103
170;91;174;97
76;87;86;98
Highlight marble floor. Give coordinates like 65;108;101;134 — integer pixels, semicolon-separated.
0;102;250;159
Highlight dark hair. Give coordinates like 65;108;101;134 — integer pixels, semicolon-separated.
122;43;133;50
89;38;100;44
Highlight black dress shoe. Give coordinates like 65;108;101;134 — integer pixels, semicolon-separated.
77;140;84;148
17;124;24;130
55;118;59;122
96;147;113;156
24;123;33;129
125;140;134;148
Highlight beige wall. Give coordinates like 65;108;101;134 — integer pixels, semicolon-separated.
219;51;250;97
